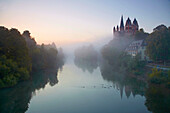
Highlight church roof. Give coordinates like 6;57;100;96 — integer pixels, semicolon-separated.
125;17;131;26
133;18;138;27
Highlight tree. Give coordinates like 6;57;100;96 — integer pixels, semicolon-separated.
0;27;32;71
146;25;170;65
0;55;29;88
134;28;149;40
22;30;36;49
0;26;65;88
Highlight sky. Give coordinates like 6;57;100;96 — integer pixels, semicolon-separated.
0;0;170;46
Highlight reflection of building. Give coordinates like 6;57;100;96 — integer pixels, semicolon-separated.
125;39;149;61
125;86;131;98
113;15;139;37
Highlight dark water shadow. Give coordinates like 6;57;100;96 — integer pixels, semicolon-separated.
0;62;64;113
99;58;170;113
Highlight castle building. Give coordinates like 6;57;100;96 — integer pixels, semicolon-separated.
113;15;139;37
125;39;150;61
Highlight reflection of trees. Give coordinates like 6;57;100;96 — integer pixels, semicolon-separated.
0;63;64;113
74;57;98;73
99;58;147;98
145;84;170;113
74;45;98;73
100;58;170;113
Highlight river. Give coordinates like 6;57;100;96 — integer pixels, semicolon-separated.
0;57;169;113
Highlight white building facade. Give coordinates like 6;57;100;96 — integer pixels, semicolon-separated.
125;40;149;61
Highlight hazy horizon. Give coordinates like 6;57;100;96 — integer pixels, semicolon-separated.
0;0;170;46
0;1;170;113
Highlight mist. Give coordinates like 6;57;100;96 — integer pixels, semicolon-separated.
1;1;170;113
60;35;112;61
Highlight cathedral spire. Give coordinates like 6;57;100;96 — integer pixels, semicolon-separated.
117;25;119;31
120;15;124;31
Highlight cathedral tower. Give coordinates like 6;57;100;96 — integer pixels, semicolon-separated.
113;16;139;37
120;15;124;32
132;18;139;34
125;17;132;34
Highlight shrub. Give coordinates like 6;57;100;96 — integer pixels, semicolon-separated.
3;74;17;87
18;68;29;80
0;55;30;88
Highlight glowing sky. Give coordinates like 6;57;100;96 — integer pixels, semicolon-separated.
0;0;170;46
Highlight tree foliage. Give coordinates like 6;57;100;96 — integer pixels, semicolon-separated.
148;67;170;86
146;25;170;64
22;31;63;70
0;26;65;88
134;28;149;40
0;55;29;88
101;39;145;75
0;27;32;71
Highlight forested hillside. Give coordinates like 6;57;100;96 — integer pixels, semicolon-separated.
0;26;64;88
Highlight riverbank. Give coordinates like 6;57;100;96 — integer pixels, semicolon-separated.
146;63;170;71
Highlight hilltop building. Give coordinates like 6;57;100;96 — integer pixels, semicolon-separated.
113;15;139;37
125;39;150;61
112;16;150;61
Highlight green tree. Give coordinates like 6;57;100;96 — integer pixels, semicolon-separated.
0;26;64;88
146;25;170;65
0;55;29;88
0;27;32;71
134;28;149;40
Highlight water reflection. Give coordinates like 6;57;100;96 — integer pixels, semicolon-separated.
74;45;98;73
74;55;170;113
99;58;170;113
145;84;170;113
0;56;169;113
74;57;98;73
99;59;147;98
0;64;64;113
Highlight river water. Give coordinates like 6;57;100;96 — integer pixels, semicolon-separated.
27;58;150;113
1;57;165;113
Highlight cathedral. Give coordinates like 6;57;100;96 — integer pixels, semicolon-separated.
113;15;139;37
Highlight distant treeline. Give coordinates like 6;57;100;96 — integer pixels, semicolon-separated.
0;26;65;88
74;45;98;73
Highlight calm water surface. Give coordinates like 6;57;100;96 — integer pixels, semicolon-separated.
0;58;157;113
25;59;150;113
